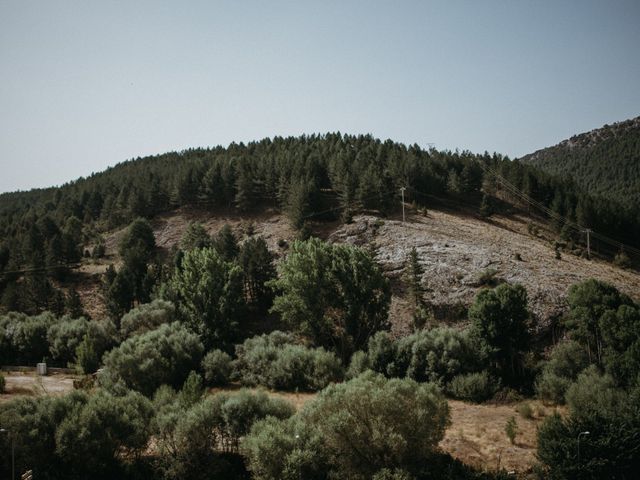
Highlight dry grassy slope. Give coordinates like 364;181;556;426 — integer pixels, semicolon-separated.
85;205;639;332
330;210;640;335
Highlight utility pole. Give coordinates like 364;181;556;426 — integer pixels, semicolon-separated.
585;229;592;259
400;187;406;223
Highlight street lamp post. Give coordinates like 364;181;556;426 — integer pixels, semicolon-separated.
0;428;14;480
577;431;590;464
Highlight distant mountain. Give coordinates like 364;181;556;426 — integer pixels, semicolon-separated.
519;117;640;208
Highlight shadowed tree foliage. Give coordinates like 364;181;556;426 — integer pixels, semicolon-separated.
469;283;531;386
269;238;391;362
167;247;245;349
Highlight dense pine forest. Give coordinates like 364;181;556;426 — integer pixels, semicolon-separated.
1;133;638;315
520;116;640;208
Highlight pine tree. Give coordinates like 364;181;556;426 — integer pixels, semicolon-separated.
213;224;239;261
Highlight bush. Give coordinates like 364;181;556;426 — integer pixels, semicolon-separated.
537;370;640;479
346;350;371;379
73;319;118;374
234;331;343;391
0;373;4;393
0;311;58;365
535;340;590;404
243;372;449;480
474;268;500;287
202;349;233;386
243;372;450;480
535;370;572;404
119;299;175;338
55;390;153;476
47;316;89;365
516;402;533;419
155;389;293;479
393;327;486;384
100;322;204;396
0;390;152;479
505;416;517;444
447;371;499;403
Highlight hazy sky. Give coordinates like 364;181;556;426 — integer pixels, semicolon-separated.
1;1;639;193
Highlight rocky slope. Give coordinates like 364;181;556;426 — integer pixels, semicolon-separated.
79;205;640;333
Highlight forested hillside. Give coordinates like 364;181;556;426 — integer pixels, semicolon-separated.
1;133;639;315
520;116;640;208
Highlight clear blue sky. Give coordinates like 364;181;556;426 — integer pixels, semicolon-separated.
1;1;639;193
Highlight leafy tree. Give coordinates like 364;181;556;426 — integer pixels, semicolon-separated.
167;247;245;349
238;236;276;314
565;279;634;365
469;283;531;386
270;238;391;361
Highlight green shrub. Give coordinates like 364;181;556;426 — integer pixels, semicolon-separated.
613;250;631;269
119;299;175;338
516;402;533;419
243;372;450;480
234;331;343;391
393;327;486;384
100;322;204;396
73;320;118;374
346;350;371;379
155;389;293;479
372;468;415;480
535;340;592;404
0;311;58;365
447;371;499;403
535;370;571;404
47;316;89;365
475;268;500;287
537;370;640;479
505;416;517;444
202;349;233;386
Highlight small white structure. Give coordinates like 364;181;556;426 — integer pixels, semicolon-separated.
36;362;47;376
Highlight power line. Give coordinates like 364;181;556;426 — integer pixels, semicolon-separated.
480;162;640;258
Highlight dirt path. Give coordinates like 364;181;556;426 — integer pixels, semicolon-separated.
0;371;77;403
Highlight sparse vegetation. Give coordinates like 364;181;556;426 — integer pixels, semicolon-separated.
505;416;517;444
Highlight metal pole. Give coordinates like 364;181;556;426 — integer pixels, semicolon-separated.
585;229;591;259
400;187;406;223
578;431;590;464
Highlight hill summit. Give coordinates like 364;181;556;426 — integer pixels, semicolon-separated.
519;116;640;207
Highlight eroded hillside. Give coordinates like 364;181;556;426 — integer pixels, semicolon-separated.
81;205;640;332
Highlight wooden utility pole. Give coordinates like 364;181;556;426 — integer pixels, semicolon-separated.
400;187;406;223
585;229;592;259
